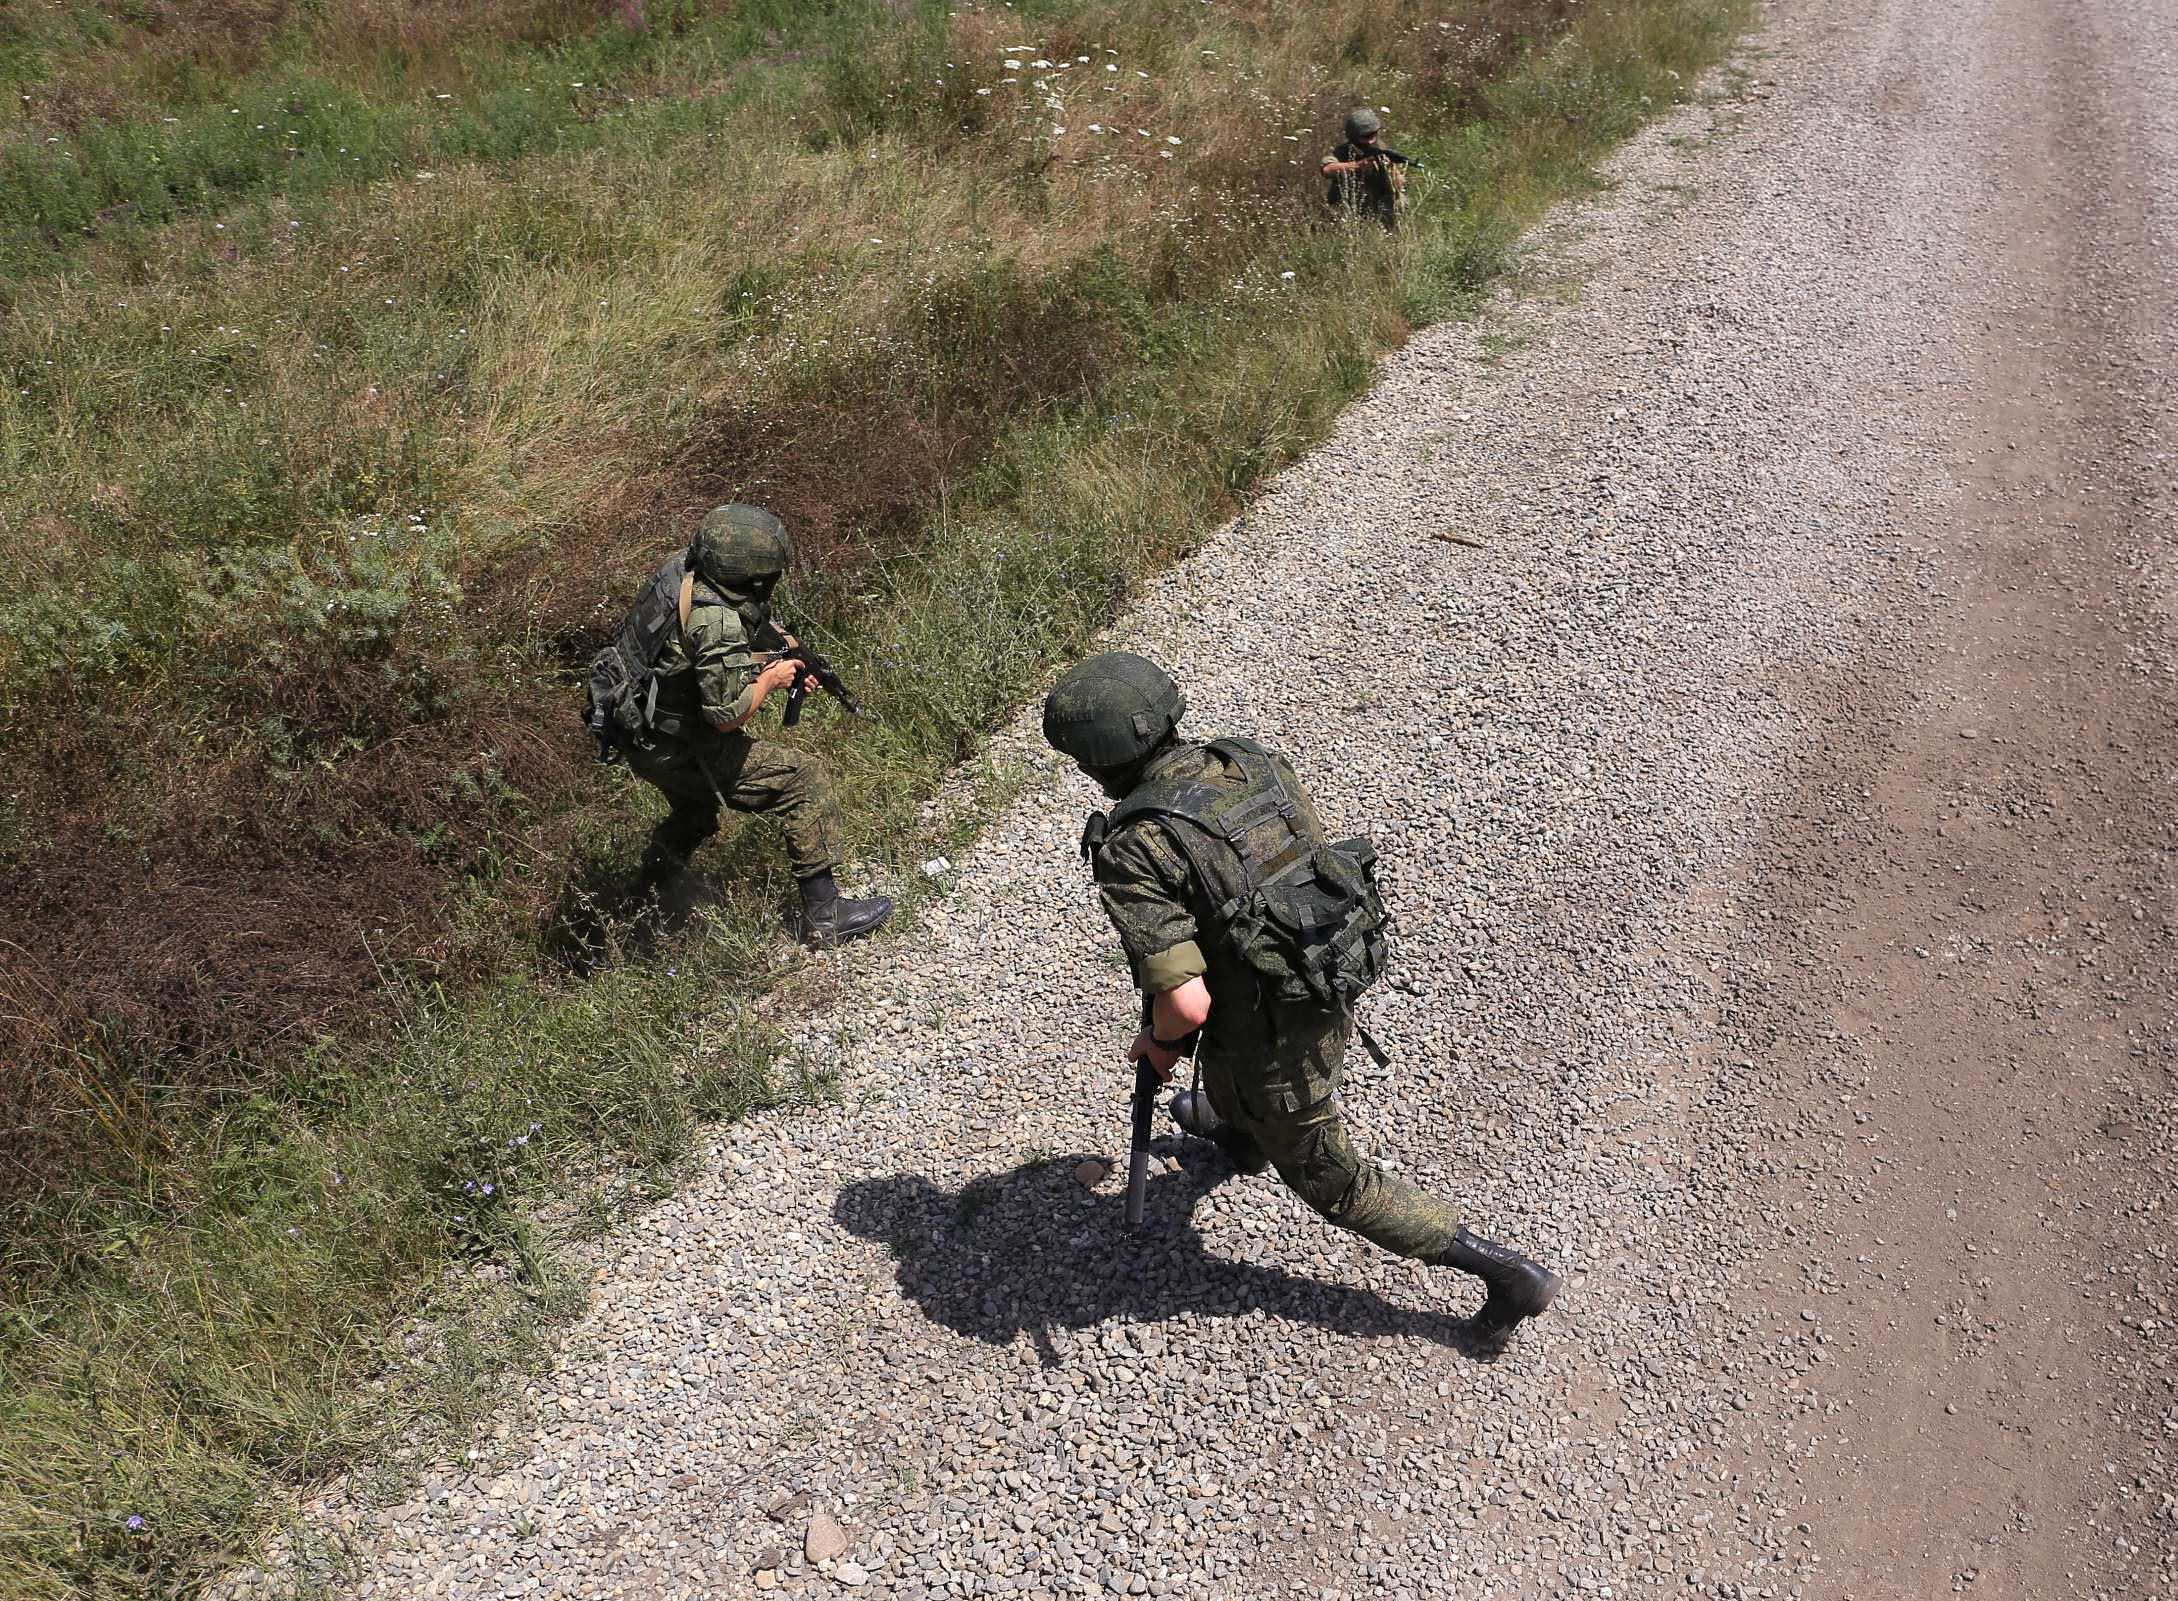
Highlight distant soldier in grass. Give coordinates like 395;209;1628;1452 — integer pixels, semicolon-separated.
1322;106;1414;230
584;504;891;947
1045;652;1558;1344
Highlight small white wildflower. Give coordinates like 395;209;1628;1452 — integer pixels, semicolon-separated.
1158;149;1172;158
1052;126;1065;135
1032;58;1051;68
1087;122;1102;132
1105;63;1118;72
1004;58;1022;68
1166;135;1181;145
1137;69;1149;78
976;87;992;96
1280;270;1296;280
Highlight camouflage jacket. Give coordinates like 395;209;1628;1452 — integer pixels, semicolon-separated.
650;579;785;735
1092;739;1331;1034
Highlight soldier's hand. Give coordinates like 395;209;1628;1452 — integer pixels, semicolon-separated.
755;658;802;697
1129;1030;1182;1082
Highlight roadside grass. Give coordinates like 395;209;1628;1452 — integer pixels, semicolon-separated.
0;1;946;278
0;0;1751;1595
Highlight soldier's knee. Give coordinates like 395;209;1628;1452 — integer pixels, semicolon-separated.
1270;1124;1364;1222
773;745;834;803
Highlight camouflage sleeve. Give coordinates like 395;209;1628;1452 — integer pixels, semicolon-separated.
686;601;762;728
1093;822;1207;995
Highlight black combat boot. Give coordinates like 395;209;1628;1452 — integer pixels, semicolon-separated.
791;870;892;948
636;845;718;921
1438;1226;1560;1341
635;841;685;895
1169;1089;1270;1175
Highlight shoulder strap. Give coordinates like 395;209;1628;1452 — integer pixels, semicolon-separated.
678;569;695;632
1105;741;1304;897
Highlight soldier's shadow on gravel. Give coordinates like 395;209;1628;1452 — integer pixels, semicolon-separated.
836;1149;1500;1368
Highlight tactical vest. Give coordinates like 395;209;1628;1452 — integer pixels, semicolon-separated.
582;549;727;757
1104;738;1390;1012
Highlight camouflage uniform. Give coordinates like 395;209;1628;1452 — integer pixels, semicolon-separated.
631;571;842;880
1093;740;1463;1261
1323;138;1401;229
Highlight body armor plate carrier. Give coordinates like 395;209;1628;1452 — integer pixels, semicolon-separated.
1103;737;1390;1010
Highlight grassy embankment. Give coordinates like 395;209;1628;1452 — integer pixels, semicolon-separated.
0;0;1749;1594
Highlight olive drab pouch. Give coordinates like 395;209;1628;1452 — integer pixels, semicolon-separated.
1220;832;1390;1009
1103;738;1390;1010
582;551;709;760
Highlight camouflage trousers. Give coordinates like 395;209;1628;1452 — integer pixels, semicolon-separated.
1197;1006;1461;1261
626;731;843;880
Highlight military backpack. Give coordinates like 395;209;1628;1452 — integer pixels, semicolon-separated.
582;549;721;759
1103;737;1390;1011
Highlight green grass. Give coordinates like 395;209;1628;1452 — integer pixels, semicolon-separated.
0;0;1752;1594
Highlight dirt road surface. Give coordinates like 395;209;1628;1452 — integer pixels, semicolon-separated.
226;0;2174;1597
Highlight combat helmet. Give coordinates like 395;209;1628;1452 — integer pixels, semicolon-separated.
1043;652;1187;769
689;503;793;591
1343;107;1383;143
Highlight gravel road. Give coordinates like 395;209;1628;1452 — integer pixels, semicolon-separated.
225;0;2175;1596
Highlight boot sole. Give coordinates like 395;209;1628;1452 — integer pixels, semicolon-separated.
792;916;892;949
1473;1269;1562;1341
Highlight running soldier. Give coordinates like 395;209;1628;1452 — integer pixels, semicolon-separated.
1044;652;1557;1342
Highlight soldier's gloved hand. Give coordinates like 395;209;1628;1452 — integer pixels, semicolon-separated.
1129;1030;1184;1083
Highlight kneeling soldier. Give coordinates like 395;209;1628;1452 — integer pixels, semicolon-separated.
1321;106;1411;230
586;504;890;947
1044;651;1556;1342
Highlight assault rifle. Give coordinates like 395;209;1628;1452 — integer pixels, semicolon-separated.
1332;142;1420;172
765;641;869;727
1124;1051;1160;1231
